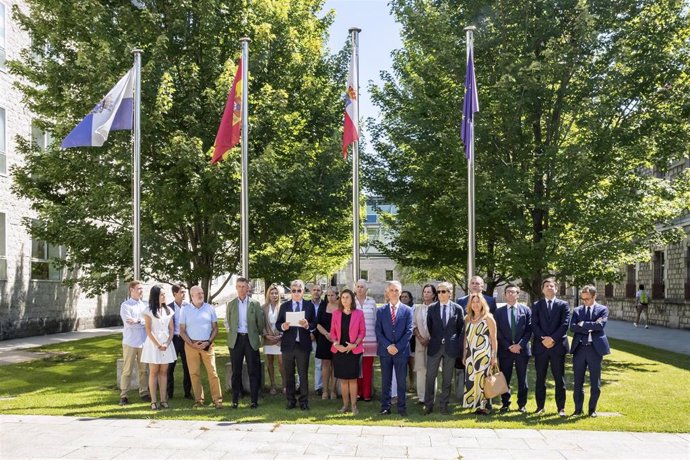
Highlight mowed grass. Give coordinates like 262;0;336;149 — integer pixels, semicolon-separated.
0;331;688;433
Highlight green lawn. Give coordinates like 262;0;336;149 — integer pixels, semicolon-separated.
0;332;688;433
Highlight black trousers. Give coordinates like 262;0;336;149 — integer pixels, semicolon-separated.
283;347;310;405
230;334;261;404
499;352;529;408
167;334;191;398
534;350;566;410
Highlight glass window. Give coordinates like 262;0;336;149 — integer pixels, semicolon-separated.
0;212;6;280
0;2;6;71
360;270;368;281
385;270;393;281
31;123;52;150
31;221;64;280
0;107;5;174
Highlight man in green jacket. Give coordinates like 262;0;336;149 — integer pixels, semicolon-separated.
226;277;265;408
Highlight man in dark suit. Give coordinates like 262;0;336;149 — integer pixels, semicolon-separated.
167;283;192;400
457;275;497;315
309;283;325;395
570;285;610;418
375;280;413;416
423;281;464;415
495;283;532;413
226;277;265;409
532;277;570;416
276;279;316;410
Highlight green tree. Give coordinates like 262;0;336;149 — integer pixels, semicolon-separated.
11;0;352;299
366;0;690;297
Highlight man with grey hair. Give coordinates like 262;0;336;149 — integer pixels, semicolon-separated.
423;281;464;415
376;280;413;416
457;275;497;315
355;278;378;401
276;279;317;410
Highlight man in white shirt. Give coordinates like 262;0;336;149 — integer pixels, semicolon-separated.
119;280;149;405
167;283;192;400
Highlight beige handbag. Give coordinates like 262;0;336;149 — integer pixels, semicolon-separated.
484;363;508;399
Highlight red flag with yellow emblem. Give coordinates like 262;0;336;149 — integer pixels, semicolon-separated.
212;58;243;164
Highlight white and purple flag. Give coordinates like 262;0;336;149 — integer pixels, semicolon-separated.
461;49;478;160
61;67;135;148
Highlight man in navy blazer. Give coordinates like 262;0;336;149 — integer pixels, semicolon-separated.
276;279;317;410
376;280;413;416
457;275;497;315
423;281;464;415
531;277;570;416
495;283;532;413
570;285;610;417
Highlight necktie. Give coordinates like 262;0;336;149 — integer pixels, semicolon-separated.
391;305;397;325
510;306;517;342
586;307;593;343
294;302;300;342
442;305;447;326
547;300;552;311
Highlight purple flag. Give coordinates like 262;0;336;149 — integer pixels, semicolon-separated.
461;49;479;160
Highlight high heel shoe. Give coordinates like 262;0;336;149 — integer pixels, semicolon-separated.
160;401;169;409
330;392;337;400
337;406;350;413
322;392;328;400
351;406;359;415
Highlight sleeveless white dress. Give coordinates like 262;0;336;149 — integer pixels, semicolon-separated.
141;308;177;364
264;304;282;355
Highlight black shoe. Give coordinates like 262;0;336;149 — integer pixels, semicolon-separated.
140;395;152;403
499;405;510;413
184;393;194;400
518;406;527;413
232;402;239;409
250;402;258;409
398;410;408;417
118;397;129;406
534;407;545;415
558;409;567;417
167;393;174;400
440;406;450;415
286;402;297;410
589;411;598;418
300;404;309;410
422;406;432;415
572;410;583;416
379;408;391;415
316;388;323;396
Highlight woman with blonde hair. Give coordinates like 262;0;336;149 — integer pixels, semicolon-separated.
462;293;498;415
262;283;285;394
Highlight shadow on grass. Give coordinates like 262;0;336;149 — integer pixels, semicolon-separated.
609;338;690;371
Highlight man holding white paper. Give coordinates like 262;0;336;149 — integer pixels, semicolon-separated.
276;279;317;410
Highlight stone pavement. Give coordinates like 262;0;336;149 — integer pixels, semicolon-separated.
1;414;688;460
605;319;690;355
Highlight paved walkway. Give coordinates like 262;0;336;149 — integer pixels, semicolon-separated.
605;319;690;355
1;414;688;460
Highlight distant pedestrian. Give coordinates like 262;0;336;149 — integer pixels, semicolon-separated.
634;284;650;329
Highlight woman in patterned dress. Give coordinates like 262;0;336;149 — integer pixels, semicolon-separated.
462;292;498;415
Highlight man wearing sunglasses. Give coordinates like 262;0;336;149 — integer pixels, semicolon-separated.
276;279;317;410
423;282;464;415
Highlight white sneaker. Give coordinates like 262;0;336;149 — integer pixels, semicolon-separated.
645;325;649;329
633;322;637;327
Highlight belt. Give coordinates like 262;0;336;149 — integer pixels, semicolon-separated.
238;332;248;336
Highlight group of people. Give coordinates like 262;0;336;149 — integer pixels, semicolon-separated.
118;275;610;418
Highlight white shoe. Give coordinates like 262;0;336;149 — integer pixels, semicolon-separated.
645;325;649;329
633;323;637;327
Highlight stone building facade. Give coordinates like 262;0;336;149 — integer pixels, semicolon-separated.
0;0;125;340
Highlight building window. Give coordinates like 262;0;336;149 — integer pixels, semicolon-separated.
0;212;6;280
559;282;567;297
625;264;636;298
604;283;613;298
0;2;6;71
685;245;690;300
0;107;5;174
360;270;368;282
385;270;393;281
31;222;64;281
652;250;665;299
32;122;52;150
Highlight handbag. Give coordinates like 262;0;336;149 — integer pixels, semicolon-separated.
483;363;508;399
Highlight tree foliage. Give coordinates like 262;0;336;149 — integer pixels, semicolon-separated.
366;0;690;297
11;0;352;298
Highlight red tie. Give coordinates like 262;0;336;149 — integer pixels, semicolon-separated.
391;305;397;325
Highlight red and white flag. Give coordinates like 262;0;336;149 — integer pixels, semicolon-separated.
342;55;359;159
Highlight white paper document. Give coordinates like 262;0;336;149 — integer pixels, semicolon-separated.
285;311;305;325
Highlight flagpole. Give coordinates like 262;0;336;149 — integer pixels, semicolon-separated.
132;49;142;281
240;37;250;278
465;26;476;283
349;27;361;286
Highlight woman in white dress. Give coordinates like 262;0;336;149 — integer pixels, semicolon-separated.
141;285;176;410
262;283;285;395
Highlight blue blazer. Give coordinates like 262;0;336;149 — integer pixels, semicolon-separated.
495;304;532;357
569;303;611;357
457;293;497;315
426;301;464;358
375;303;413;360
531;298;570;355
